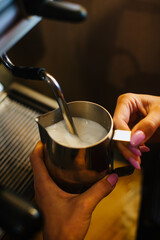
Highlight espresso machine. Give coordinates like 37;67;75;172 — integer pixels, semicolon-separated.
0;0;87;239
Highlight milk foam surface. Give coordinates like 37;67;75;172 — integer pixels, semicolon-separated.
46;117;107;148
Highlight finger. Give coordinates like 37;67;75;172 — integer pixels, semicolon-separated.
80;174;118;212
139;145;150;153
30;141;45;175
116;142;141;169
113;93;142;131
113;100;131;131
30;141;55;187
128;145;142;156
131;107;160;146
30;141;44;166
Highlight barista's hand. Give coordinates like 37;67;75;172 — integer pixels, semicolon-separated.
30;142;118;240
113;93;160;170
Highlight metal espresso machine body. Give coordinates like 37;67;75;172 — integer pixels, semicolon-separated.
0;1;87;239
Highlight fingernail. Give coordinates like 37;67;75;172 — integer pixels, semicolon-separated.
131;130;146;147
139;145;150;153
128;157;141;170
128;145;142;156
107;174;118;187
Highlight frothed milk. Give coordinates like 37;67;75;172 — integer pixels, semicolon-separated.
46;117;107;148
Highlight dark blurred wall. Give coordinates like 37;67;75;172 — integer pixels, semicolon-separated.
8;0;160;115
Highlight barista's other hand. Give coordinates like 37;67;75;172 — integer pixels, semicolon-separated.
113;93;160;170
30;142;118;240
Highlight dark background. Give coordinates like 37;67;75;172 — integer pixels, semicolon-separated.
1;0;160;238
7;0;160;115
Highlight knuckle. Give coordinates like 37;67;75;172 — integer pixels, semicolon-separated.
99;177;113;195
76;198;90;211
153;104;160;113
145;117;158;132
117;93;135;104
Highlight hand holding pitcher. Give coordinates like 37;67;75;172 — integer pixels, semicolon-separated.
113;93;160;169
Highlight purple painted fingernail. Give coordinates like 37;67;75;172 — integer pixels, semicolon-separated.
131;130;146;147
128;157;141;170
139;146;150;152
128;145;142;156
107;174;118;187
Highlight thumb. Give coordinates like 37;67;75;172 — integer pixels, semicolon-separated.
131;108;160;146
81;174;118;212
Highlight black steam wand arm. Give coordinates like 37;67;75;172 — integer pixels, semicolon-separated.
1;54;78;134
0;185;43;239
1;54;45;80
22;0;87;22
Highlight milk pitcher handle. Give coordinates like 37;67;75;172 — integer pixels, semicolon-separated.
110;130;135;177
112;130;131;142
111;165;135;177
109;151;135;177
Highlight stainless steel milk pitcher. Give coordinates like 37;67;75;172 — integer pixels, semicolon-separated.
36;101;134;193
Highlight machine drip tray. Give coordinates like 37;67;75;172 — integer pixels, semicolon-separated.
0;83;57;239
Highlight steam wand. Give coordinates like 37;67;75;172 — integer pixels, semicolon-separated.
40;71;78;135
1;54;77;135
